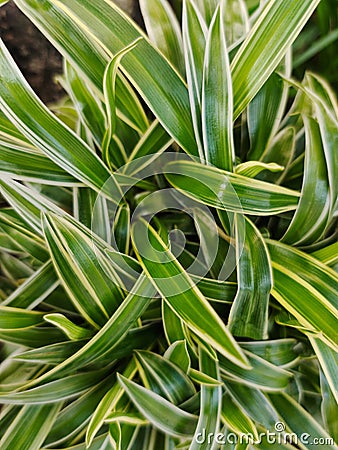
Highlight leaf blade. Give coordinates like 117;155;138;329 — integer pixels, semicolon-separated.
231;0;320;118
131;219;249;368
117;374;198;438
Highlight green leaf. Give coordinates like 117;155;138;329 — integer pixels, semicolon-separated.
247;64;290;161
220;351;292;391
0;327;66;348
0;175;148;237
235;161;284;178
281;116;330;245
221;393;258;439
14;8;148;138
113;203;130;255
320;371;338;443
0;39;120;200
305;72;338;218
44;313;93;341
102;39;142;169
258;126;296;184
0;177;144;292
0;252;33;281
224;0;249;47
182;0;207;160
239;339;298;367
226;381;279;430
135;350;195;404
105;412;148;426
15;0;198;155
63;61;106;147
14;325;157;366
42;213;124;328
131;219;249;369
43;380;111;447
228;216;272;339
311;242;338;267
189;206;220;279
190;347;222;450
0;141;80;185
165;160;300;215
0;232;24;255
14;341;83;365
2;261;59;309
267;240;338;350
86;360;137;447
42;433;113;450
164;340;191;373
0;403;61;450
0;370;109;404
140;0;185;75
124;120;172;168
194;0;218;25
74;188;110;242
281;72;337;217
202;2;235;171
293;29;338;68
0;109;30;144
231;0;321;118
21;274;155;385
0;178;70;235
309;336;338;404
162;301;189;347
268;393;336;450
0;306;44;329
193;277;237;304
188;368;222;386
117;374;198;438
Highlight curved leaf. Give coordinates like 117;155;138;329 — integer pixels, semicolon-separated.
44;313;93;341
267;240;338;350
135;350;195;405
282;116;330;245
118;374;198;438
131;219;249;368
86;360;137;447
228;216;272;339
15;0;197;155
165;160;300;215
42;213;123;328
0;39;120;200
220;350;292;391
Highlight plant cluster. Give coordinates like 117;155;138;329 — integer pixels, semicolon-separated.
0;0;337;449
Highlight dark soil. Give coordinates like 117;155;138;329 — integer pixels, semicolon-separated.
0;1;142;104
0;2;64;103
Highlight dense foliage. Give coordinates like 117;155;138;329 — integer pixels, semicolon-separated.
0;0;337;449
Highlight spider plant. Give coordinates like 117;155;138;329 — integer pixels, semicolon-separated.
0;0;337;449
